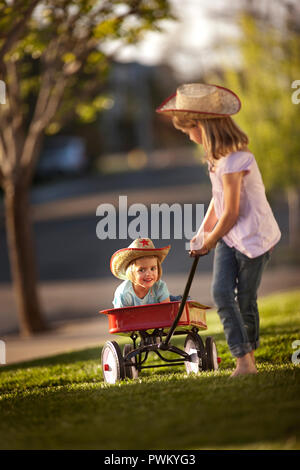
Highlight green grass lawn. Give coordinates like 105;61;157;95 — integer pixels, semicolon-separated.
0;290;299;450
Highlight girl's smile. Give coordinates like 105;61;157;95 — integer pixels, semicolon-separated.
132;257;158;297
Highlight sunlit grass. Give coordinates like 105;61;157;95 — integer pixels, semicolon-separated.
0;290;299;450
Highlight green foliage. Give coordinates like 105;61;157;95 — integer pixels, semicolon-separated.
221;15;300;192
75;95;113;123
0;0;173;130
0;290;299;450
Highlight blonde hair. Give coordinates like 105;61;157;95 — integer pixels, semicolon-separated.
172;116;249;163
125;256;162;284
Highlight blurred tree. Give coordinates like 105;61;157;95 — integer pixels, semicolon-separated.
222;12;300;247
0;0;173;335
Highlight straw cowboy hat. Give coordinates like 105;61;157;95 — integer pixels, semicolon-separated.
156;83;241;120
110;238;171;280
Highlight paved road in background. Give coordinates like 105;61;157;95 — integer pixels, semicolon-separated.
0;165;289;284
0;165;214;284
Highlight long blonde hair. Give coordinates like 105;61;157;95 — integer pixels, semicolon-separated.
172;116;249;163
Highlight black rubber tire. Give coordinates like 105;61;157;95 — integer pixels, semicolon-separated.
101;341;125;384
184;332;207;374
205;336;219;371
123;343;139;379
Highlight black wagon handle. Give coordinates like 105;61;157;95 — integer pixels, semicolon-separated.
162;253;204;347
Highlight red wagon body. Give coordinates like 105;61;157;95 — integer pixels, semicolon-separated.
100;300;210;336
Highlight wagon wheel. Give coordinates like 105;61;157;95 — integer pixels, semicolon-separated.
101;341;125;384
123;344;139;380
184;332;207;374
205;336;219;371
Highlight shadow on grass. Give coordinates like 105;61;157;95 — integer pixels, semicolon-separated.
1;331;228;371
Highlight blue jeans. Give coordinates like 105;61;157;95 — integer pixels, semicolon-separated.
211;240;270;358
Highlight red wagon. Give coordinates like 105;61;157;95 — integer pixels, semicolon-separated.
100;256;220;384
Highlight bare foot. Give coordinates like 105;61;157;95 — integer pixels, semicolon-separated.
250;350;256;365
230;353;258;377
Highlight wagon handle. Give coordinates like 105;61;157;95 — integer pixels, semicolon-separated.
162;254;201;347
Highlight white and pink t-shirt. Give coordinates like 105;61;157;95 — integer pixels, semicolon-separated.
191;151;281;258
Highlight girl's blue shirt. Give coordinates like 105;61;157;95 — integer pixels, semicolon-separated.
113;279;169;308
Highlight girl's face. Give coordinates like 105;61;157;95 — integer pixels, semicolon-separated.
133;257;158;290
182;126;203;144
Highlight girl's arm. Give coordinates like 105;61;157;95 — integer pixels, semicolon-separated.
202;197;218;233
190;198;218;249
191;172;244;255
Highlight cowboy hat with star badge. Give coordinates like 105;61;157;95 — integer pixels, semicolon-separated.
110;238;171;280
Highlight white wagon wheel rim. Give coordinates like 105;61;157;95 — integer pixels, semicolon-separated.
102;343;120;384
184;338;200;374
212;341;219;370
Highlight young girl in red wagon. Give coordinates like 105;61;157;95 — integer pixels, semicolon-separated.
157;83;281;377
110;238;171;308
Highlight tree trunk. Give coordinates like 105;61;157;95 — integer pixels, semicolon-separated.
4;179;47;336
